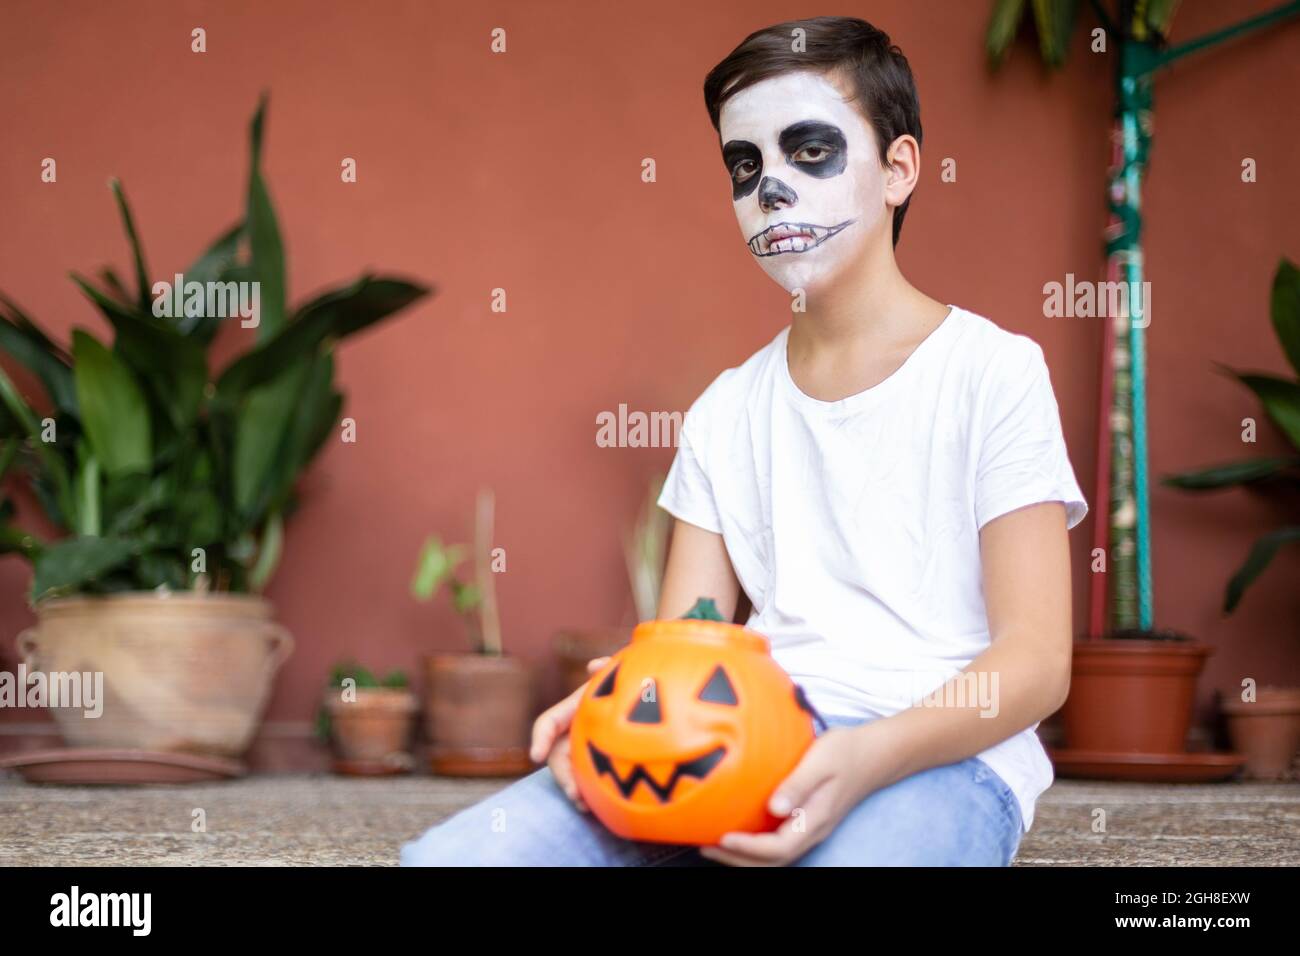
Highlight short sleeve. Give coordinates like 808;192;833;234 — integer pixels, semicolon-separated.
974;341;1088;531
657;385;726;535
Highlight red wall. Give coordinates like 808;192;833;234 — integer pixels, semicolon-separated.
2;1;1298;757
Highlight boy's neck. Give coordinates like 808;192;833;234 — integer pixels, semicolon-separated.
785;240;951;400
792;240;936;347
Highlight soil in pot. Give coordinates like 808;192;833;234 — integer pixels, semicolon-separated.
1221;686;1300;781
423;653;533;776
324;687;418;775
1062;633;1212;754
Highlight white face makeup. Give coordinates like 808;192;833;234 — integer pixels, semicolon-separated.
718;71;888;294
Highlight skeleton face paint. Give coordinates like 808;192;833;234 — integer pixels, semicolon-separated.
718;71;889;293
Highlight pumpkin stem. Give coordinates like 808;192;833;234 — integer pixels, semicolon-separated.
680;597;725;622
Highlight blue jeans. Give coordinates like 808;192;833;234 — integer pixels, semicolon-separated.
400;717;1023;866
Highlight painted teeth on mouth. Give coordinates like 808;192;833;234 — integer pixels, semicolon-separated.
751;223;832;256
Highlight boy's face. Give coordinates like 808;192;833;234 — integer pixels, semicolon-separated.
718;70;888;294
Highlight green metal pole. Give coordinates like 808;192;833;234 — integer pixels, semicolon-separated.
1153;1;1300;71
1106;39;1158;632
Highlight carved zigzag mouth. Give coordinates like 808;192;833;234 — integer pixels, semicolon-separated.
747;219;855;257
587;741;726;803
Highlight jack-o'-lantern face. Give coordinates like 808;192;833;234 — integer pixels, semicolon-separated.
569;619;815;846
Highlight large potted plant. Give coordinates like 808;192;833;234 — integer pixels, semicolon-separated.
1166;258;1300;779
412;489;533;775
0;97;429;760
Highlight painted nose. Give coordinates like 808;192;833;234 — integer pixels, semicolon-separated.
628;679;661;724
758;176;797;213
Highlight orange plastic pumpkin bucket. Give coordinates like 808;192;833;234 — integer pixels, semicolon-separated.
569;615;816;845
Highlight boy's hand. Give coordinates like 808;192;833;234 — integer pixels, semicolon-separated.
529;657;610;811
699;726;876;866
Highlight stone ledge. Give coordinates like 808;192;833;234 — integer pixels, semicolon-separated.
1;775;1296;866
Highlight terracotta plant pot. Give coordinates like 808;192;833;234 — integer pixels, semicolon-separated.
324;687;418;775
1221;686;1300;780
554;626;633;696
1062;637;1212;753
423;653;533;776
15;593;293;757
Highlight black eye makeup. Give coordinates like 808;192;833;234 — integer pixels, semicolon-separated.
722;140;763;200
721;120;849;202
779;121;847;178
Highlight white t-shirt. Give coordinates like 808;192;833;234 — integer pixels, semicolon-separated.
658;306;1087;831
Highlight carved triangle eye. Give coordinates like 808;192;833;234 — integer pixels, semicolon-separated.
697;665;738;705
592;665;618;698
628;681;662;724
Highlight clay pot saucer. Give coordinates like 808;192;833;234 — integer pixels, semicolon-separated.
423;654;534;777
332;755;414;776
428;746;533;777
0;748;246;785
1048;749;1245;783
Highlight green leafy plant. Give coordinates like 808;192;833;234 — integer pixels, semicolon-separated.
315;662;410;740
0;97;430;602
411;536;483;617
985;0;1181;70
325;662;411;691
1166;258;1300;612
411;488;502;655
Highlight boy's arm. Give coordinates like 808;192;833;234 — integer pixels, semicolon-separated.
661;501;1074;771
856;500;1073;783
702;500;1073;864
656;519;742;621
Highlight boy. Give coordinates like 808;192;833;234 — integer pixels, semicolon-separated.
402;15;1085;866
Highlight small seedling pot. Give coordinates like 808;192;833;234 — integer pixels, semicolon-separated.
324;687;418;775
1221;686;1300;780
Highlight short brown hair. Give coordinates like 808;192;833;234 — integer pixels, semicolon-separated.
703;16;922;246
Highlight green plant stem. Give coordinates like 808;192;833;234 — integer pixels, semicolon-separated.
75;454;100;536
1087;0;1118;37
248;510;283;591
0;365;73;522
0;524;43;557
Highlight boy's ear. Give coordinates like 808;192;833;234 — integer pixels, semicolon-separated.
883;134;921;210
